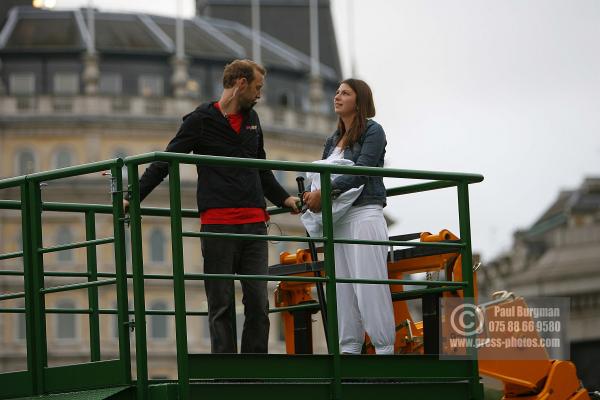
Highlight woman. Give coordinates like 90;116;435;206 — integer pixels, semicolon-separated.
303;79;395;355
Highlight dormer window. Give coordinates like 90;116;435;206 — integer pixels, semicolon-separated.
53;73;79;95
9;73;35;95
99;73;123;95
139;75;164;97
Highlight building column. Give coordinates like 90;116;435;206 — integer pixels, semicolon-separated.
171;56;189;98
82;53;99;95
0;60;5;94
309;75;324;114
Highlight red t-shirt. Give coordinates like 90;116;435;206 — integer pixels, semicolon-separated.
200;102;269;225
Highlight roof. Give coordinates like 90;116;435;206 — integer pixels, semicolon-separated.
0;5;339;79
198;0;342;76
1;9;84;51
527;177;600;237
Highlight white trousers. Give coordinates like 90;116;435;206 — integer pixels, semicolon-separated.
333;205;396;355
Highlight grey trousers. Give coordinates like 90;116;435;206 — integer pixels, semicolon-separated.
200;222;270;353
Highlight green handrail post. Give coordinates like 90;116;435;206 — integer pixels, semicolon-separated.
21;181;37;394
85;210;101;362
126;162;149;400
457;181;483;400
27;178;48;394
320;172;342;400
167;161;190;400
110;162;132;384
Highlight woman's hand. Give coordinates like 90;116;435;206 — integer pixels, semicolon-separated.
283;196;300;214
303;190;322;212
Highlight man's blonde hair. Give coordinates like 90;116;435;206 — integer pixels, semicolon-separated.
222;59;266;88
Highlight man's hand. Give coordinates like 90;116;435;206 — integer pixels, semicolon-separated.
303;190;322;212
283;196;300;214
123;199;130;213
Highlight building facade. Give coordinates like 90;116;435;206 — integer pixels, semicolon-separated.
0;0;341;379
479;177;600;391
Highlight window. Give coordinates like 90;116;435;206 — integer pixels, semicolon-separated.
112;302;120;339
99;73;122;95
16;233;23;251
53;148;73;169
56;226;74;262
56;299;77;340
53;73;79;95
15;149;36;175
149;229;165;263
150;300;168;340
15;302;26;341
14;233;23;267
139;75;163;97
278;92;290;108
9;73;35;95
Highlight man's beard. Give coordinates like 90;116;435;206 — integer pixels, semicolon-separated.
240;99;257;112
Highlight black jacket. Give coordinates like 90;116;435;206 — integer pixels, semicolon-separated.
135;102;290;212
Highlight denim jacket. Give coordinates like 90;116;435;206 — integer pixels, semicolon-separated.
321;119;387;207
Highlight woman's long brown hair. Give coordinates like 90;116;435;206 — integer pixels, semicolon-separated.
336;78;376;148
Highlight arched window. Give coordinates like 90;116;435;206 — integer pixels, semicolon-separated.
15;149;36;175
53;148;73;169
56;226;74;262
56;299;77;340
149;229;165;263
14;233;23;267
15;301;26;341
150;300;168;340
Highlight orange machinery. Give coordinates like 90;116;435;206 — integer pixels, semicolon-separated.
271;230;591;400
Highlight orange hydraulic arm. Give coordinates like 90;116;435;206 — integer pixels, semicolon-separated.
274;249;318;354
272;229;590;400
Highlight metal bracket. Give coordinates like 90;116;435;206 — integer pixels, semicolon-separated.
124;319;135;332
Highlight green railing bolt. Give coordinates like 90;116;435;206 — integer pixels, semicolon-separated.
168;161;190;400
320;172;342;400
127;162;149;400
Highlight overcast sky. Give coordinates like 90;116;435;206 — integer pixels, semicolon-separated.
53;0;600;260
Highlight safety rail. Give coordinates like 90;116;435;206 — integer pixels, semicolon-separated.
0;152;484;400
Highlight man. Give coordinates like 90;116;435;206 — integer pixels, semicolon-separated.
124;59;299;353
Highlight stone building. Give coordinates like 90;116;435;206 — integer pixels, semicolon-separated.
479;177;600;391
0;0;341;379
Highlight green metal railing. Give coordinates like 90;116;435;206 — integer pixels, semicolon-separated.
0;152;484;400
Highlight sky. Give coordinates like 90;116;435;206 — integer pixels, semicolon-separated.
52;0;600;261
